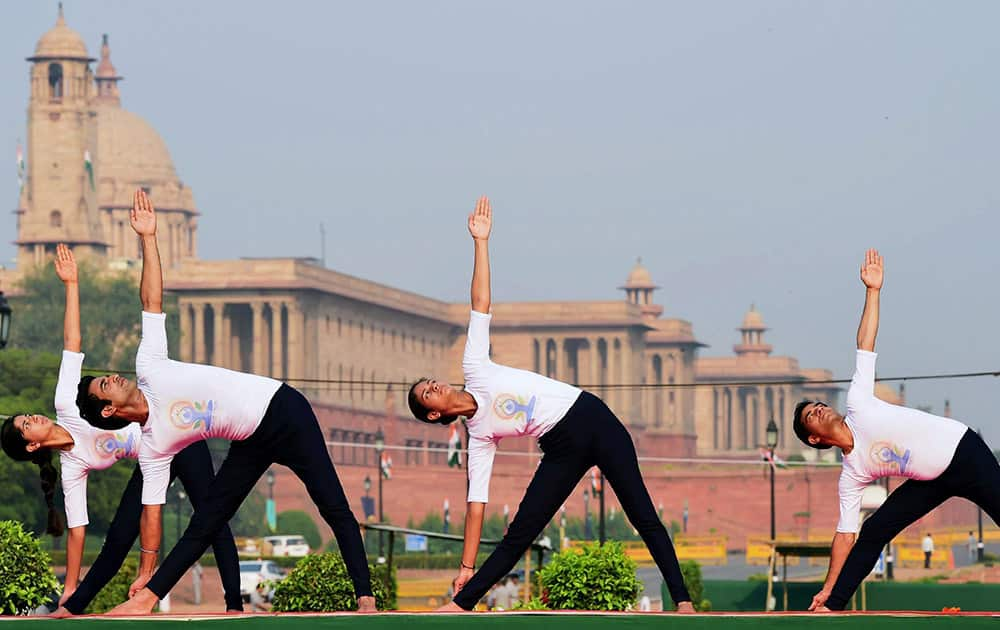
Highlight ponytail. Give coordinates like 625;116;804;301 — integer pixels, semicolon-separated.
33;449;64;537
2;414;64;537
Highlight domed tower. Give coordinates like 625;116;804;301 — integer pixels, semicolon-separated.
619;257;663;319
91;35;199;268
733;304;772;357
18;4;106;269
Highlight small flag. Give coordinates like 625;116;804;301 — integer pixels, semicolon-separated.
760;448;788;470
16;143;25;194
83;149;94;191
447;423;462;467
380;451;392;479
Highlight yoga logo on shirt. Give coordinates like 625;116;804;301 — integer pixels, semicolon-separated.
169;400;215;432
870;442;911;474
493;394;537;425
94;431;138;459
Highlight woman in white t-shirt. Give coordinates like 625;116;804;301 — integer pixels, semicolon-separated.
406;198;694;613
794;250;1000;612
0;245;243;615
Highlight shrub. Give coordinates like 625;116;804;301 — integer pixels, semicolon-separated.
679;560;711;611
0;520;59;615
270;553;390;612
511;597;549;610
84;557;137;614
538;541;640;610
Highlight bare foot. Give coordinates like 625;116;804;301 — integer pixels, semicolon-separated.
48;606;73;618
676;601;696;613
357;596;377;613
106;589;158;616
435;601;465;613
813;606;832;613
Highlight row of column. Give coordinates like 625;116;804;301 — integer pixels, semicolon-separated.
180;299;305;382
712;385;790;451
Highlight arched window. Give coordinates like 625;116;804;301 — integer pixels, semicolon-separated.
49;210;62;228
48;63;63;100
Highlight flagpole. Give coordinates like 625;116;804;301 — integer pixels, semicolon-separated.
599;471;606;545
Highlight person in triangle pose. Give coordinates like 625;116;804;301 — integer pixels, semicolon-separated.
798;249;1000;611
407;196;694;613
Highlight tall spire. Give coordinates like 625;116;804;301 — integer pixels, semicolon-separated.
94;34;122;105
57;2;65;26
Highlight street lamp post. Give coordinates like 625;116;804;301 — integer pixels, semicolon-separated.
364;475;372;498
0;291;12;349
583;489;591;540
266;469;275;501
598;471;606;545
978;428;985;562
374;429;385;559
766;418;779;542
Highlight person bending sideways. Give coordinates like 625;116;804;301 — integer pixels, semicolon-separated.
408;197;694;613
797;249;1000;612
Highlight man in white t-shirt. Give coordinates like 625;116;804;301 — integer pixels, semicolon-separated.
75;190;374;615
922;533;934;568
795;250;1000;612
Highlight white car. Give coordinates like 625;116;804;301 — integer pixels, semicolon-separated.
239;560;284;602
263;535;311;557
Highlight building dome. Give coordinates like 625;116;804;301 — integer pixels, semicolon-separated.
94;106;195;212
32;6;90;60
741;304;766;330
621;257;657;289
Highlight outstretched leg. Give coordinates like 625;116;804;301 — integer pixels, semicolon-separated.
593;402;691;607
827;477;950;610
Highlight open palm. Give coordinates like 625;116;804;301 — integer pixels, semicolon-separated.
860;248;883;290
467;196;492;241
130;188;157;235
54;243;78;284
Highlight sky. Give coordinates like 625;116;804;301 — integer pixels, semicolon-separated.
3;1;998;445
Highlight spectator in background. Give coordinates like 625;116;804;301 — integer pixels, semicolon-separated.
922;533;934;569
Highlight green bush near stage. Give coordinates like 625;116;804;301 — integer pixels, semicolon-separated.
271;553;392;612
0;520;59;615
538;541;640;610
84;557;137;614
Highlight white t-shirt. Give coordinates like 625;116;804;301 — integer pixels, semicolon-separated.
836;350;968;533
136;312;282;505
55;351;142;528
463;310;582;503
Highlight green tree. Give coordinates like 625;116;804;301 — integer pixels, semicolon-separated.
230;489;269;538
276;510;322;550
9;261;179;372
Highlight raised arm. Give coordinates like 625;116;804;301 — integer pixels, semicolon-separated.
468;196;492;314
54;244;81;353
131;189;163;314
856;249;883;352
